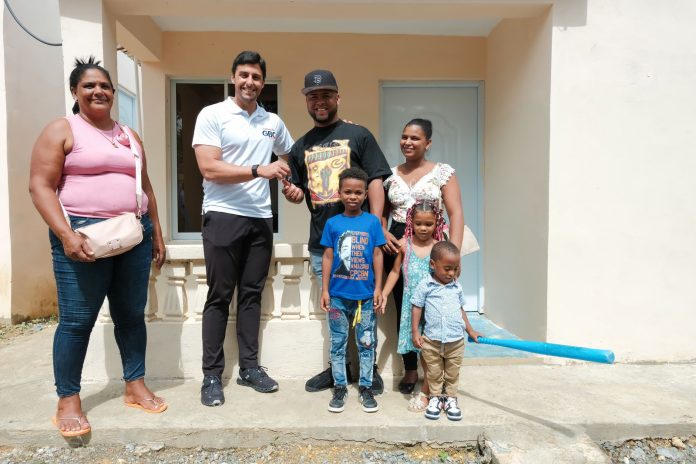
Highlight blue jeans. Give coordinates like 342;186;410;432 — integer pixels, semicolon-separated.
311;251;380;354
49;214;153;397
328;297;375;388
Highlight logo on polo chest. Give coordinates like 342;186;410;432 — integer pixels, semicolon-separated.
261;128;276;138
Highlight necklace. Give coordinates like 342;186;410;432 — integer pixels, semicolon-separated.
79;113;118;148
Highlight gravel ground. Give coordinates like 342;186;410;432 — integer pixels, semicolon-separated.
0;441;491;464
601;436;696;463
0;316;57;346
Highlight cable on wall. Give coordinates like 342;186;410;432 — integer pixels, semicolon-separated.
4;0;62;47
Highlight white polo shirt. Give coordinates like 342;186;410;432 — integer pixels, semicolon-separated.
192;98;294;218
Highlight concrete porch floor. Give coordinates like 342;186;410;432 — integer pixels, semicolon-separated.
1;327;694;464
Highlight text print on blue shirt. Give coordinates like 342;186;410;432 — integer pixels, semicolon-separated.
334;231;370;281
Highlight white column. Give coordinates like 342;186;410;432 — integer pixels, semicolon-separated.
145;265;160;321
162;260;188;320
261;260;278;321
98;299;112;323
308;260;325;320
189;260;207;322
278;258;305;320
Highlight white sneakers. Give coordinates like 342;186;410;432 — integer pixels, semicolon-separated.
424;396;462;421
424;396;442;420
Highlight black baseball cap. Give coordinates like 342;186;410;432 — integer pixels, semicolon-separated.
301;69;338;95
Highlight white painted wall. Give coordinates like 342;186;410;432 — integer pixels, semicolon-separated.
484;12;552;341
58;0;118;116
1;0;64;322
0;4;10;320
117;50;136;93
546;0;696;361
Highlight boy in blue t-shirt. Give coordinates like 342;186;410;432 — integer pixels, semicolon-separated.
320;167;386;413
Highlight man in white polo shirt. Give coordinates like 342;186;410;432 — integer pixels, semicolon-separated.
192;50;300;406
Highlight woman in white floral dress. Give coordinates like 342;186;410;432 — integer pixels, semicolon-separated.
383;118;465;404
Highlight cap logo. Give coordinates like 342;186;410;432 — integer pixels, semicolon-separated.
313;75;322;85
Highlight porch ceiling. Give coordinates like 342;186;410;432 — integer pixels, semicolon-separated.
105;0;552;37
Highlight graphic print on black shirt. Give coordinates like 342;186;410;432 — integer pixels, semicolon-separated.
305;139;350;207
289;120;392;253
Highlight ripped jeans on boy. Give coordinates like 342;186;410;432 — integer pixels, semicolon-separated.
328;297;375;388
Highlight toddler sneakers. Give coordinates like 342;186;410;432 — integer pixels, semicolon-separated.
424;396;442;420
328;386;348;413
443;396;462;421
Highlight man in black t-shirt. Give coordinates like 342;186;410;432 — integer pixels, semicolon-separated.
283;70;391;394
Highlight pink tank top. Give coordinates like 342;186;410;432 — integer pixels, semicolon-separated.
58;114;149;218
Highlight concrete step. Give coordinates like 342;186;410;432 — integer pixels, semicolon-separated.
1;327;695;464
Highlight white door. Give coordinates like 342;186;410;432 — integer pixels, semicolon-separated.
380;83;483;312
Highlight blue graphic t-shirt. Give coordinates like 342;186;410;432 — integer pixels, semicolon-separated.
320;212;387;300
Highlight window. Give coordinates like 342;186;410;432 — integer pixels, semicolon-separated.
117;86;137;129
171;80;280;239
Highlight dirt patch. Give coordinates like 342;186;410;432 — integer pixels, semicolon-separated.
0;316;56;347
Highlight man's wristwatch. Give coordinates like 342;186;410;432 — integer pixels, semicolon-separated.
251;164;260;178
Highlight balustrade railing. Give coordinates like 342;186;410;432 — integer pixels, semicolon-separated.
97;243;322;324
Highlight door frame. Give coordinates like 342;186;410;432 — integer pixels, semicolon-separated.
379;81;485;311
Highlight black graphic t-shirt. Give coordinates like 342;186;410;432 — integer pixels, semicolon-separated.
289;120;391;253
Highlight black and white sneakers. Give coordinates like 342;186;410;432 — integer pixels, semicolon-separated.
358;386;379;413
443;396;462;421
425;396;462;421
424;396;442;420
328;386;349;413
200;374;225;407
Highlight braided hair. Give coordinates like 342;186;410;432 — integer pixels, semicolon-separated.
402;199;446;290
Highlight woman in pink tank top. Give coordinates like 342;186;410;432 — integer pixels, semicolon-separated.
29;57;167;438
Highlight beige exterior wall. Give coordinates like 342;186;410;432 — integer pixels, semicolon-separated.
547;0;696;360
4;0;696;363
154;32;486;243
484;12;552;341
1;0;64;322
0;3;9;320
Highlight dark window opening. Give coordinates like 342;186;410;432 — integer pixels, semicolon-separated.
175;82;280;236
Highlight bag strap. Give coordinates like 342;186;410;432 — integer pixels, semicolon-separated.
58;123;143;222
120;124;143;217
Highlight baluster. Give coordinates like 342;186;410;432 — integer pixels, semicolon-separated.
188;260;207;322
279;258;304;320
261;259;278;321
162;260;187;320
98;298;112;323
228;289;237;323
308;258;325;320
146;265;161;321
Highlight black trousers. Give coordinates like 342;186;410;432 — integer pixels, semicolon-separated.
383;221;419;371
201;211;273;376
